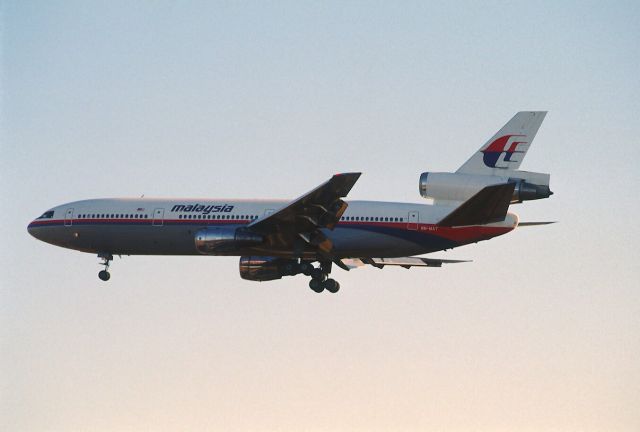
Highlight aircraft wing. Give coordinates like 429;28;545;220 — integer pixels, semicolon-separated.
248;173;361;254
340;257;470;270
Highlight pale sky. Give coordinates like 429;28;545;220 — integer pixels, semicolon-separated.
2;1;639;431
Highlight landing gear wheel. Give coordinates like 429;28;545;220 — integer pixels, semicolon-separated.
323;278;340;293
282;263;296;276
300;262;313;276
309;278;324;293
310;268;325;281
98;270;111;281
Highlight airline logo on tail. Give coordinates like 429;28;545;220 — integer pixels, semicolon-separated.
481;134;527;168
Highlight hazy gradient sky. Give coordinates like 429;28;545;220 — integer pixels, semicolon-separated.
2;1;639;431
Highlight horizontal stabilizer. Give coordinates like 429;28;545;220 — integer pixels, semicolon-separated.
437;182;515;227
518;221;557;227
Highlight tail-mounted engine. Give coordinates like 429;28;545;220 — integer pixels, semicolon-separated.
195;227;263;254
419;172;552;203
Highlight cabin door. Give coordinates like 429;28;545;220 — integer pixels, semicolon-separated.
408;211;419;230
152;208;164;226
64;208;74;227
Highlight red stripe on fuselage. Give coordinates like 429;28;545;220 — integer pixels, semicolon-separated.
28;219;513;245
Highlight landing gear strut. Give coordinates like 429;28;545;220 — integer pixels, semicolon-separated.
305;261;340;294
98;253;113;281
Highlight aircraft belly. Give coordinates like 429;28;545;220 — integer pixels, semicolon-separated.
33;223;460;258
42;225;199;255
327;227;425;257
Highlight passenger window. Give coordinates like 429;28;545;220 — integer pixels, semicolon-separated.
400;218;404;222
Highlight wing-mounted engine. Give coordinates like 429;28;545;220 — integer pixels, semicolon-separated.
195;227;263;254
419;172;552;204
239;256;298;281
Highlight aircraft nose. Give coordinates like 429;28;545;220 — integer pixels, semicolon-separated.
27;221;40;239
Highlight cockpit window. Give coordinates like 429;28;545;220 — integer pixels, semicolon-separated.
37;210;54;219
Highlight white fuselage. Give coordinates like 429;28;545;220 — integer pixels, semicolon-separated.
28;197;517;259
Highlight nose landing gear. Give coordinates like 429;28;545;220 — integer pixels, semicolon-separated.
98;253;113;281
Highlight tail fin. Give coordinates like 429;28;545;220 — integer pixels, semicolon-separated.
437;182;515;227
457;111;547;175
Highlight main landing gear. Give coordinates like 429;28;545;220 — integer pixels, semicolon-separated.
98;253;113;281
300;261;340;294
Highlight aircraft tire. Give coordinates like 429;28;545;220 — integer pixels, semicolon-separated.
310;268;325;281
324;279;340;293
300;262;313;276
282;263;297;276
98;270;111;281
309;279;324;293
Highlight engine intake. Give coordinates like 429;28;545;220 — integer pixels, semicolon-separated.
239;256;298;281
195;227;263;254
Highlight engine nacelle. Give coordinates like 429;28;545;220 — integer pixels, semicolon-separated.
195;227;263;254
239;256;298;281
419;172;552;203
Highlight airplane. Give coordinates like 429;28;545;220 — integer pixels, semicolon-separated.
28;111;553;293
